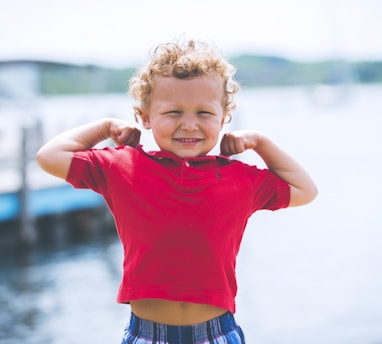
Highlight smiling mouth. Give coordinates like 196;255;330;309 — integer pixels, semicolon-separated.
174;138;202;143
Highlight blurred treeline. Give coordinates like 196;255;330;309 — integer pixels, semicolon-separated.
36;55;382;94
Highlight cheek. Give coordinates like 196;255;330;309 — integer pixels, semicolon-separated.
207;119;224;135
151;119;173;135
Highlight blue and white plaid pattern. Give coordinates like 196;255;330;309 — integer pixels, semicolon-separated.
121;312;245;344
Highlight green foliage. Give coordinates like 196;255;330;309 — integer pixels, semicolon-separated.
230;56;358;87
37;57;381;95
354;61;382;83
231;55;304;87
39;62;136;94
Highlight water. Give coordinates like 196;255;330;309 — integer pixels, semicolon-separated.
1;85;382;343
0;236;127;344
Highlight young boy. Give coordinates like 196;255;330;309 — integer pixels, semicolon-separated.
37;39;317;344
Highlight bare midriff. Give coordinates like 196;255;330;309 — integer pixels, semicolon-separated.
130;299;227;325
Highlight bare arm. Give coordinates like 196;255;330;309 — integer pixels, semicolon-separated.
220;130;318;207
36;118;141;180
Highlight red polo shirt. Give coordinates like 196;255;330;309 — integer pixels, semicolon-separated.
66;145;290;313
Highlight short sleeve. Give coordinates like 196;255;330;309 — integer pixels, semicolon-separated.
248;166;291;212
66;147;117;194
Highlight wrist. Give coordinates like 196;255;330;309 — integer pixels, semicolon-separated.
93;117;114;142
247;131;263;151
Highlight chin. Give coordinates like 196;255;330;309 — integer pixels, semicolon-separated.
175;151;202;159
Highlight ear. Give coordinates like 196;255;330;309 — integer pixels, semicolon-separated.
220;111;229;129
138;109;151;130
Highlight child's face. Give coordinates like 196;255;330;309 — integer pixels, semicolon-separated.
141;75;227;158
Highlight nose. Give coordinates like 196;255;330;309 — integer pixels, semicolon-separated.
180;113;198;131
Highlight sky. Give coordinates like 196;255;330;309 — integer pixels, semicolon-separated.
1;0;382;67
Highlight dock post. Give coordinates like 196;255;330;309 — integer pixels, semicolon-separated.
19;125;37;246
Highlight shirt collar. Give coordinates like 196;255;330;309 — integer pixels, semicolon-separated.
136;145;231;165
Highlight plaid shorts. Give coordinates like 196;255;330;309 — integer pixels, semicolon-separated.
121;311;245;344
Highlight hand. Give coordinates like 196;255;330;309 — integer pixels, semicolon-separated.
108;119;141;147
220;130;259;156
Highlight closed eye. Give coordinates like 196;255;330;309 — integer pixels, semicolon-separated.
197;111;215;116
163;110;181;115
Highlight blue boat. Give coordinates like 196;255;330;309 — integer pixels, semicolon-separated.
0;184;105;223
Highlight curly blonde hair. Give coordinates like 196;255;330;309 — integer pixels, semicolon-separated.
129;39;239;123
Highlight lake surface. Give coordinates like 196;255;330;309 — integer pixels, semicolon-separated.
1;85;382;343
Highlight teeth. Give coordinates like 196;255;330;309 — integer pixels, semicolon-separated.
178;138;199;142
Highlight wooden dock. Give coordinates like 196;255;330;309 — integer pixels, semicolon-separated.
0;182;105;223
0;61;130;245
0;107;109;246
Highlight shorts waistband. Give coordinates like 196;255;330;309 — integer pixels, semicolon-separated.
128;311;238;343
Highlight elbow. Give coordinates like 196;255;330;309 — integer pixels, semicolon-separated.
36;145;56;173
289;183;318;207
306;184;319;204
35;146;68;179
36;146;48;171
